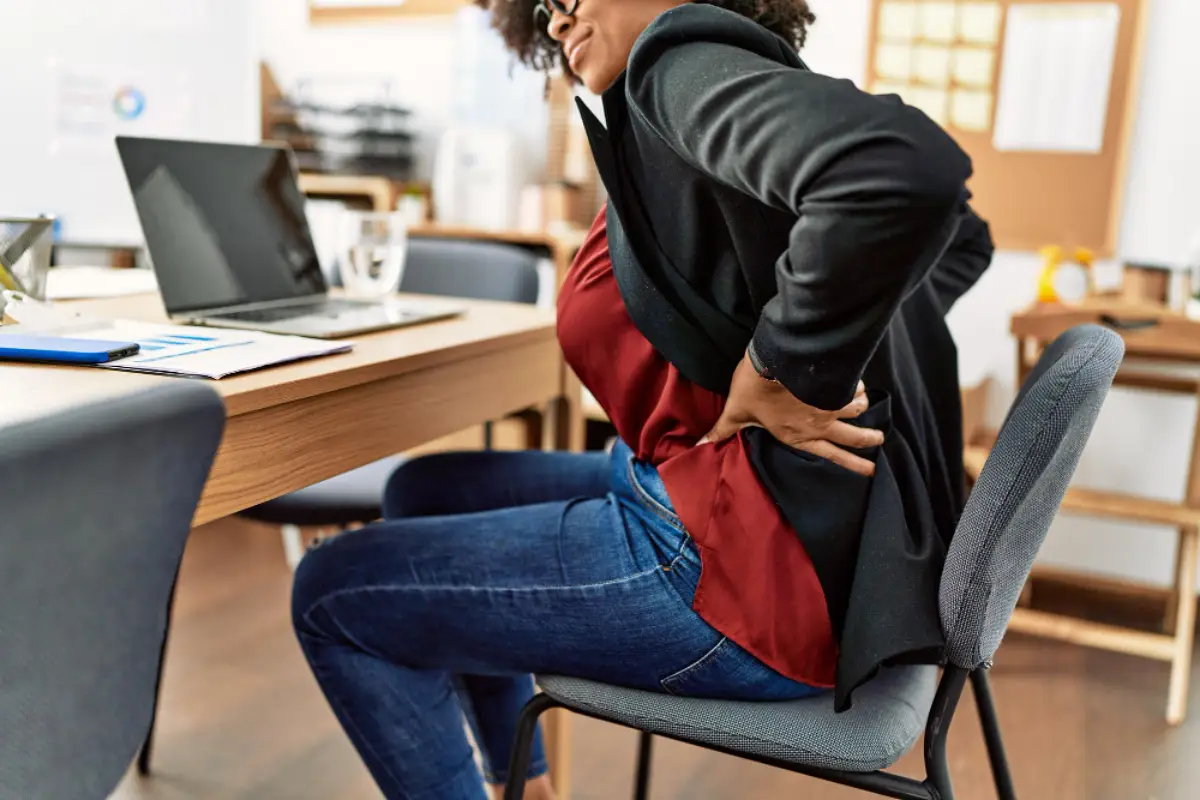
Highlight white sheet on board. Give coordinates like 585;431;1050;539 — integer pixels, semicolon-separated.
992;3;1121;153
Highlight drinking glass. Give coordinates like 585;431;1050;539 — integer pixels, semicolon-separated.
337;211;408;298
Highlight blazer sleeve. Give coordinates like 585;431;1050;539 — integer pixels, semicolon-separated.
928;205;995;316
626;7;974;410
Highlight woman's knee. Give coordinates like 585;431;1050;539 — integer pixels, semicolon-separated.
291;533;356;637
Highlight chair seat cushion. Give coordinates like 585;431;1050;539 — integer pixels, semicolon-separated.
238;456;405;527
537;665;937;773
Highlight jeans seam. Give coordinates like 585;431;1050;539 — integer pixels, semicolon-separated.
660;636;730;694
625;458;686;533
299;564;667;622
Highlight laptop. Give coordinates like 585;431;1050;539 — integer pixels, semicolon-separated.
115;136;462;338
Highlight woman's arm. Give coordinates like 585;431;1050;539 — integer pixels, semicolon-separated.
928;205;995;315
627;7;973;411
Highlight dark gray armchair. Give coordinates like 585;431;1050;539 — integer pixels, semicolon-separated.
0;382;225;800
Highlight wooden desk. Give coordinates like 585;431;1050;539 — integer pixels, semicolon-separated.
0;292;576;789
998;300;1200;725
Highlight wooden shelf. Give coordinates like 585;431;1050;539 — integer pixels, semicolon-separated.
1009;608;1176;662
966;444;1200;527
297;173;398;212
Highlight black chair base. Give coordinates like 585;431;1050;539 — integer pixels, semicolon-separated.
504;668;1017;800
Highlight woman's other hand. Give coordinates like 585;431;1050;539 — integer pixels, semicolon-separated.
698;352;883;476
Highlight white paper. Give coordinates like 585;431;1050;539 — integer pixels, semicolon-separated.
45;267;158;300
952;47;996;88
992;3;1121;153
80;321;352;379
879;1;919;40
950;89;994;132
9;317;351;379
876;43;914;80
919;2;959;42
49;61;194;154
958;2;1003;45
914;45;952;85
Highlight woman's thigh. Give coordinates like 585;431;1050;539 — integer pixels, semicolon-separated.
295;493;729;693
382;449;610;519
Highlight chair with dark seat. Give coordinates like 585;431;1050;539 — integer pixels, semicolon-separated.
0;383;225;800
238;236;545;568
504;324;1125;800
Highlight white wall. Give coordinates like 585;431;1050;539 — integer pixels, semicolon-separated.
804;0;1200;588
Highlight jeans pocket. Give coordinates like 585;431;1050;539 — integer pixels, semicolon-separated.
660;637;822;701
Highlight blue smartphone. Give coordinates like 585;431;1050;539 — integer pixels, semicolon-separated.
0;334;140;364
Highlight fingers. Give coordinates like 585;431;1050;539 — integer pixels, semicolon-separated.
836;391;870;419
824;420;885;449
697;413;741;446
802;440;877;477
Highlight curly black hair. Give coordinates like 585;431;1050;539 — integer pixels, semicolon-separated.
475;0;816;78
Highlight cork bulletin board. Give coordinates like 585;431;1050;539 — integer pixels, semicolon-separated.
865;0;1150;255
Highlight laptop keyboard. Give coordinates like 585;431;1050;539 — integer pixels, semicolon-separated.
212;299;368;323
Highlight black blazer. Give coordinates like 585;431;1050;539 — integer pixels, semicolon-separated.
578;4;994;710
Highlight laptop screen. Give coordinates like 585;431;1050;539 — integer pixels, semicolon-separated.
116;137;328;315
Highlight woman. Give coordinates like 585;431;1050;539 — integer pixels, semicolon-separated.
292;1;995;798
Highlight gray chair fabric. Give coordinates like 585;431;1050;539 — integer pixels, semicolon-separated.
0;383;225;800
243;237;542;526
399;238;541;305
940;324;1123;668
541;666;937;772
535;324;1122;775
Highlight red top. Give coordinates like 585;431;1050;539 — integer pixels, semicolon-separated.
558;208;837;688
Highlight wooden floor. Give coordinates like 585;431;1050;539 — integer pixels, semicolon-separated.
112;519;1200;800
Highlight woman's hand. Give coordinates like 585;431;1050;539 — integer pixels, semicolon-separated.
698;352;884;476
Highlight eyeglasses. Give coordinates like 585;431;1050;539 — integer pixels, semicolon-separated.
533;0;581;30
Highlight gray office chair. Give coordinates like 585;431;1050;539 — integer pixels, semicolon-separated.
239;237;544;567
0;383;225;800
505;324;1125;800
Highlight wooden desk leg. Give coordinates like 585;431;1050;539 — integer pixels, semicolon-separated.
1168;527;1198;725
1167;394;1200;725
551;364;587;454
542;707;573;796
1166;532;1187;633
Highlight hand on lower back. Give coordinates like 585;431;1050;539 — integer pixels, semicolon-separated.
698;352;882;477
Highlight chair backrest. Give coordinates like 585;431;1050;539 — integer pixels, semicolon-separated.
399;238;542;305
939;324;1123;669
0;382;225;800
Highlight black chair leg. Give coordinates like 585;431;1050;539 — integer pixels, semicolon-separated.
971;669;1016;800
633;731;653;800
924;666;968;800
139;574;181;775
504;693;560;800
483;421;495;451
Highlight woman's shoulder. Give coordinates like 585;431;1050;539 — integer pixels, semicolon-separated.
628;4;801;76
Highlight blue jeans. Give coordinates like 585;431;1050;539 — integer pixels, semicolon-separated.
292;440;820;800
